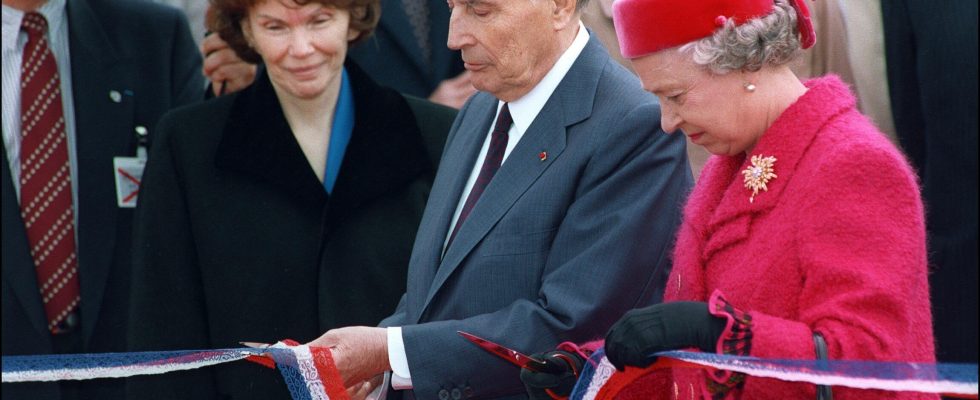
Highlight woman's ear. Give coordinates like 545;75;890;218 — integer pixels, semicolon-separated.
347;6;366;41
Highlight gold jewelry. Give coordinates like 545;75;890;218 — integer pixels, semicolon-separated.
742;155;777;203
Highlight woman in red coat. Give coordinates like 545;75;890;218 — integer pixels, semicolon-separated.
520;0;937;399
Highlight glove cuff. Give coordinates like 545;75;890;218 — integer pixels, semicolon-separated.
556;341;591;371
705;290;753;395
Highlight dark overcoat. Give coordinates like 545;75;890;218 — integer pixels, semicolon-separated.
125;62;455;399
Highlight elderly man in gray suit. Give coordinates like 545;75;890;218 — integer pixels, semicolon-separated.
310;0;692;398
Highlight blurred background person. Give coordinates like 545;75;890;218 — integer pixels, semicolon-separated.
882;0;978;367
522;0;937;398
125;0;455;398
348;0;473;107
1;0;203;399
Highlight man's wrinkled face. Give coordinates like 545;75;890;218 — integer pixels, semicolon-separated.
446;0;559;101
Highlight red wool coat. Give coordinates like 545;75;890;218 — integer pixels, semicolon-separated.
603;76;937;399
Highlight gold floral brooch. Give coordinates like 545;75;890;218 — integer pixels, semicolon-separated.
742;155;777;203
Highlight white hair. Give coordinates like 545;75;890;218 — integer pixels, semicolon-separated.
679;0;803;74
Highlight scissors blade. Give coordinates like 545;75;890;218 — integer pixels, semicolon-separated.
457;331;547;372
239;341;271;349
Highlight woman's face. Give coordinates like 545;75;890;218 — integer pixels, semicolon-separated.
243;0;357;100
631;48;766;156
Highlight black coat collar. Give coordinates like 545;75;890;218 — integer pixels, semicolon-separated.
215;61;432;220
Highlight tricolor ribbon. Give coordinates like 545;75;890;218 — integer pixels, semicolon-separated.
5;346;977;399
1;341;348;400
570;349;978;399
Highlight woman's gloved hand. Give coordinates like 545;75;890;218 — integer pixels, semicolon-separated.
520;350;585;400
604;302;727;371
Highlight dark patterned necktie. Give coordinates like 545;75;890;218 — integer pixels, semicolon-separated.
446;104;512;249
403;0;431;67
19;12;80;334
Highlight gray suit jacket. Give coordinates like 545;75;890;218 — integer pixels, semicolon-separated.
380;35;692;399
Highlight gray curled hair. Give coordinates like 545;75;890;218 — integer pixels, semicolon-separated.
680;0;803;74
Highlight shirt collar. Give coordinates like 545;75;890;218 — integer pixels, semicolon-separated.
503;22;590;134
2;0;68;53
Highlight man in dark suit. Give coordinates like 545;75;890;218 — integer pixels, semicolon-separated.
308;0;692;398
882;0;978;365
348;0;470;105
1;0;203;398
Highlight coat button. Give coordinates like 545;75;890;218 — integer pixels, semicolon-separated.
463;386;474;398
451;388;462;399
438;389;450;400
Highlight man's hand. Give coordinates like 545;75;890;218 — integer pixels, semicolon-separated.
308;326;390;388
346;374;383;400
428;71;476;109
201;33;257;96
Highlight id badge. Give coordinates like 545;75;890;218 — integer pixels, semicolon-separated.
113;156;145;208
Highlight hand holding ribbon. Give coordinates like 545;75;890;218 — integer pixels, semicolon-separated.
307;326;390;389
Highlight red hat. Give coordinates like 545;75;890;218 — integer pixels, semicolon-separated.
613;0;816;59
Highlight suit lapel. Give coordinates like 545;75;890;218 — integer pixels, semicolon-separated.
404;95;494;320
1;150;53;343
417;37;604;318
66;0;137;345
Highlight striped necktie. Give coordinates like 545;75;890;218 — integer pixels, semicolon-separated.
19;11;80;334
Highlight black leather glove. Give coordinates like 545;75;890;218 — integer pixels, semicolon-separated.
520;350;585;400
604;302;727;371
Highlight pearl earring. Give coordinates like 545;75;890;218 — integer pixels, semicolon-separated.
743;82;757;92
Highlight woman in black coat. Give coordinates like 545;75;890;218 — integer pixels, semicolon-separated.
125;0;455;398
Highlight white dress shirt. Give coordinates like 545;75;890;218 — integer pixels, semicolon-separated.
385;22;591;391
2;0;78;221
3;0;78;209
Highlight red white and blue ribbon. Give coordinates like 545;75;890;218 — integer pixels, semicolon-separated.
6;345;977;399
1;342;348;400
570;349;979;399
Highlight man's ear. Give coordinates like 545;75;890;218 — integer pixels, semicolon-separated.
551;0;578;30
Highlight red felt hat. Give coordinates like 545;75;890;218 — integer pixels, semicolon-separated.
613;0;816;59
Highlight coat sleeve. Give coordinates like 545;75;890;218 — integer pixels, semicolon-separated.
400;101;693;399
742;142;935;398
125;112;218;399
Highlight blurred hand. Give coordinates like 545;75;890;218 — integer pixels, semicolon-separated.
346;374;383;400
428;71;476;109
308;326;389;388
201;32;257;96
520;350;585;400
604;302;727;371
